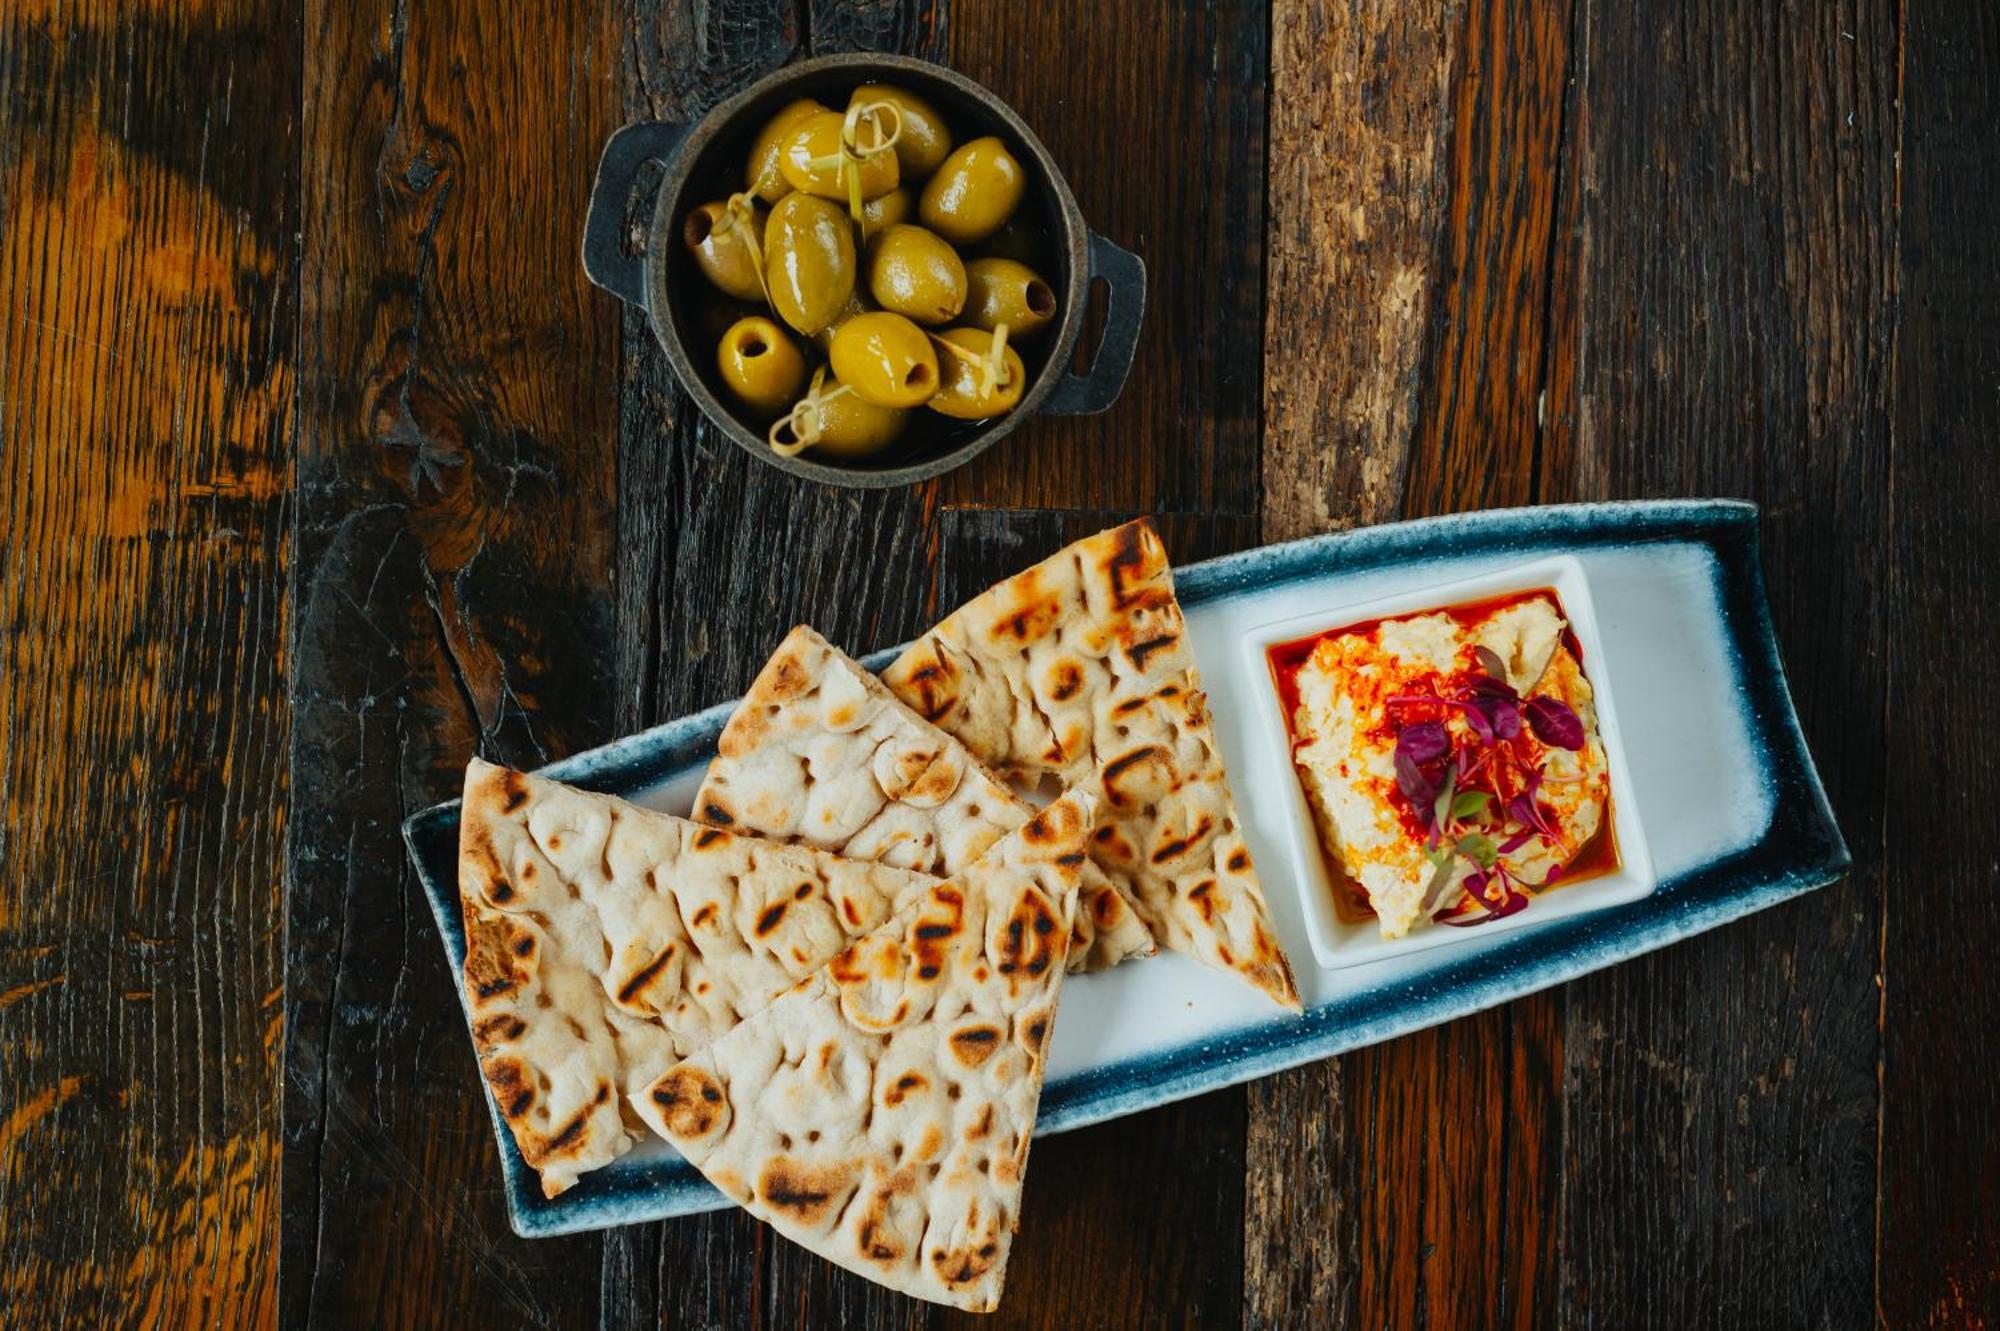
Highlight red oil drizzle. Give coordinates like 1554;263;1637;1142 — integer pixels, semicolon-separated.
1265;586;1620;925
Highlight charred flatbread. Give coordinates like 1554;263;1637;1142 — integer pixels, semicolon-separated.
633;791;1095;1311
457;758;937;1196
881;520;1299;1008
694;625;1152;971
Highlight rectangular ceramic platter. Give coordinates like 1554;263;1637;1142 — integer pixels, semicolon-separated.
403;499;1849;1237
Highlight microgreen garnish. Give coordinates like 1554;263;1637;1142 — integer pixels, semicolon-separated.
1378;648;1595;928
1455;830;1499;871
1396;720;1450;765
1450;790;1492;821
1525;696;1585;750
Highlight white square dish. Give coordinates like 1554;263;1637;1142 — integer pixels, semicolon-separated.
1237;554;1658;971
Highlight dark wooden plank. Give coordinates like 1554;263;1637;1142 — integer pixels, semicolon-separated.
1878;1;2000;1324
1327;2;1575;1325
939;0;1267;516
609;4;951;1328
1251;1;1470;1317
928;508;1258;1331
1552;0;1897;1324
1255;0;1576;1325
0;1;294;1324
284;2;626;1326
1340;5;1577;1328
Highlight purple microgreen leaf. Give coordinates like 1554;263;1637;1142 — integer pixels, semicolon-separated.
1473;644;1510;683
1482;696;1523;740
1497;827;1536;855
1395;720;1450;765
1506;792;1554;838
1537;863;1565;891
1451;699;1494;745
1488;890;1532;919
1395;748;1435;807
1436;900;1495;927
1525;695;1585;750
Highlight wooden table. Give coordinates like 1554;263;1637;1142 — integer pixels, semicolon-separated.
4;0;1995;1326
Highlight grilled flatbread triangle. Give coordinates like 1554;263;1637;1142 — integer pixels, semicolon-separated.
881;520;1300;1009
694;624;1152;972
457;758;938;1197
633;791;1095;1312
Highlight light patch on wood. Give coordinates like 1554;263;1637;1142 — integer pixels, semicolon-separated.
1261;0;1466;540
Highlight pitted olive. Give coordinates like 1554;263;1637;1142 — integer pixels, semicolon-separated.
762;192;857;335
779;109;899;203
962;257;1056;338
745;99;826;202
828;312;941;409
683;198;768;302
865;224;967;326
918;136;1025;245
847;84;953;177
716;316;807;417
928;327;1027;419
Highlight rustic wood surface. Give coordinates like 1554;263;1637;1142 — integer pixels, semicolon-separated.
1;0;1994;1326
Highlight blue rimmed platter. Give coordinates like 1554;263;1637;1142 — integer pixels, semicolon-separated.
403;498;1848;1238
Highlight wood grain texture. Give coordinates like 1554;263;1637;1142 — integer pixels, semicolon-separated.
1879;0;2000;1324
284;0;624;1326
1260;0;1463;543
941;0;1267;515
0;0;1969;1324
1553;0;1897;1325
1253;3;1576;1326
0;1;293;1324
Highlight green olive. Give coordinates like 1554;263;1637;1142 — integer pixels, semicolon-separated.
746;98;826;202
762;192;857;335
779;110;899;203
848;84;953;178
859;186;915;241
776;377;910;458
918;136;1025;245
716;316;807;418
962;257;1056;338
683;198;768;302
865;224;966;326
929;327;1027;419
828;311;941;409
809;287;874;354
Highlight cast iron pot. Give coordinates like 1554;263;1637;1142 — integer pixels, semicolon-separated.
582;53;1146;489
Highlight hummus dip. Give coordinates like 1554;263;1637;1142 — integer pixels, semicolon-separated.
1279;591;1613;939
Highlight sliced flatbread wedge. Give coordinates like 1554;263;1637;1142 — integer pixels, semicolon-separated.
881;520;1300;1009
633;791;1096;1312
694;625;1152;971
457;758;937;1196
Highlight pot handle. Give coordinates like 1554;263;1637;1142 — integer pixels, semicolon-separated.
1043;232;1148;416
582;120;690;309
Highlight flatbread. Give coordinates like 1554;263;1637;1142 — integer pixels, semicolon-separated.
694;625;1152;971
881;520;1300;1009
457;758;937;1196
633;791;1095;1312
